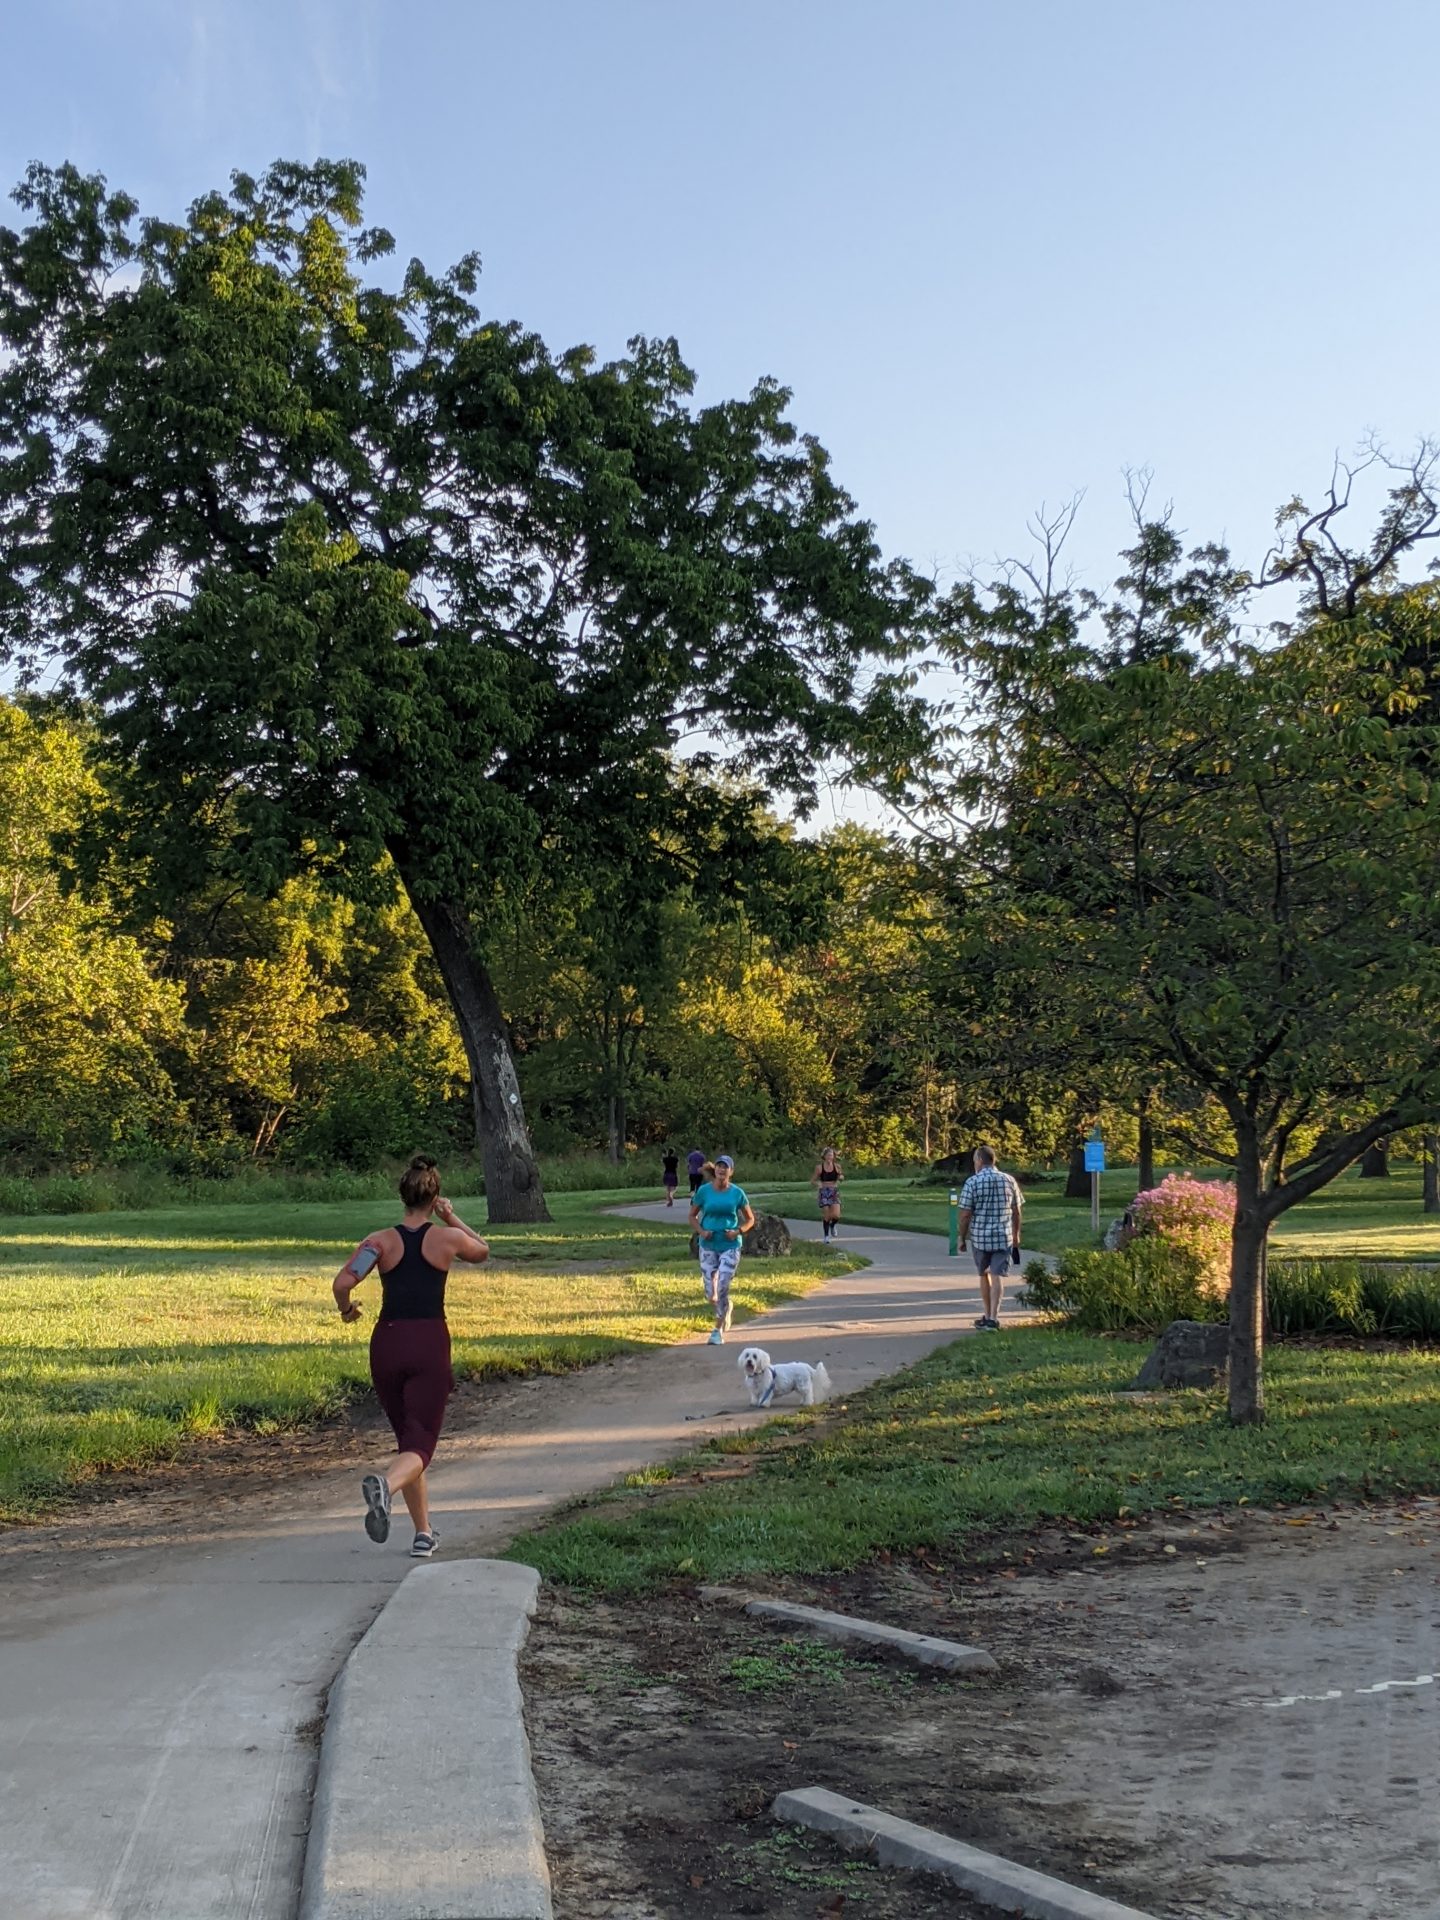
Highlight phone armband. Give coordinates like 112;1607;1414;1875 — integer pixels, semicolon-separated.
350;1245;380;1280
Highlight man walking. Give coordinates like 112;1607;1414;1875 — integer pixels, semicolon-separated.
958;1145;1023;1331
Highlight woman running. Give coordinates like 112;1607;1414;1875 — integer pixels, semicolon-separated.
812;1146;844;1240
662;1147;680;1208
688;1154;755;1345
331;1154;489;1558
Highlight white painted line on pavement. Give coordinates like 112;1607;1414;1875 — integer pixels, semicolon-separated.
1258;1671;1437;1709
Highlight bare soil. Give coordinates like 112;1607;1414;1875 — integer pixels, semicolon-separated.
523;1500;1440;1919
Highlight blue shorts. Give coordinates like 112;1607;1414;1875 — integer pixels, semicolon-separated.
972;1246;1011;1277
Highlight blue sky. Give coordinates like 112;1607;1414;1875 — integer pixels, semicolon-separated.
6;2;1436;672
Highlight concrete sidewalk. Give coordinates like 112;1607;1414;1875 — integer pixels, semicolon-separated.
0;1209;1032;1920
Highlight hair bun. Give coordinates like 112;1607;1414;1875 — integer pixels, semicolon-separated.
408;1154;438;1172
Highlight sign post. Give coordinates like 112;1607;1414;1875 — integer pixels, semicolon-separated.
948;1188;959;1257
1084;1136;1106;1236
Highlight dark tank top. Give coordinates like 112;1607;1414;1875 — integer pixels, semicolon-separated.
378;1222;447;1322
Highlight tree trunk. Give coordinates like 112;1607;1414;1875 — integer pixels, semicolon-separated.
401;884;550;1223
1425;1134;1440;1215
1359;1139;1390;1177
1137;1090;1156;1194
606;1095;621;1165
1228;1136;1267;1426
1064;1141;1089;1199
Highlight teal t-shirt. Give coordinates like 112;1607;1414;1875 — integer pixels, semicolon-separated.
693;1180;749;1250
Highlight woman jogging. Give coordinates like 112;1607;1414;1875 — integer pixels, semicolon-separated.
688;1154;755;1345
331;1154;489;1558
661;1147;680;1207
812;1146;844;1241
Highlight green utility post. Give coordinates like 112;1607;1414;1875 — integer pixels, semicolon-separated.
948;1187;959;1256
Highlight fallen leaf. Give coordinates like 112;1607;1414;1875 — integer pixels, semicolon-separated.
783;1740;800;1750
1163;1544;1178;1555
689;1875;705;1888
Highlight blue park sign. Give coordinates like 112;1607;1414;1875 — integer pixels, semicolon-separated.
1084;1140;1106;1174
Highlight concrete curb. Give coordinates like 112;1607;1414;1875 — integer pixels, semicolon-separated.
700;1586;998;1674
773;1787;1155;1920
300;1560;551;1920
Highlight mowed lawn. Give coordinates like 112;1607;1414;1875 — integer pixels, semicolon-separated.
752;1164;1440;1262
0;1191;851;1520
518;1327;1440;1592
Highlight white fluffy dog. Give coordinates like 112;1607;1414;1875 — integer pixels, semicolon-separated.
738;1345;832;1408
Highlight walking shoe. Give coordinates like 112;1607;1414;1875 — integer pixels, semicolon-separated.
707;1327;724;1345
361;1472;391;1544
982;1317;1000;1331
410;1529;440;1559
972;1315;989;1329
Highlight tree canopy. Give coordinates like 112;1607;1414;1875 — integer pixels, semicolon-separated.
0;158;926;1217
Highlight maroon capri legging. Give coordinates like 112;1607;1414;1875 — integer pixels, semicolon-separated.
369;1318;454;1466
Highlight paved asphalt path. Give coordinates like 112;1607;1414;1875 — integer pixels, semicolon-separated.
0;1207;1039;1920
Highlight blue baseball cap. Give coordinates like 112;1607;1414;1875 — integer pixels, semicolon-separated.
716;1154;735;1168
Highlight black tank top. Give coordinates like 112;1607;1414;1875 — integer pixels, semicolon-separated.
378;1223;447;1322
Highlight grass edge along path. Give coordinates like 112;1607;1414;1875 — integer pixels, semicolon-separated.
0;1187;859;1521
512;1325;1440;1592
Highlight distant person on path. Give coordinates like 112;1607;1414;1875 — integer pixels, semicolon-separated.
687;1147;706;1195
331;1154;489;1557
662;1147;680;1207
812;1146;844;1240
957;1145;1023;1332
689;1154;755;1346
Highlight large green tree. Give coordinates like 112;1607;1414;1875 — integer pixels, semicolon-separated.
0;699;184;1160
927;478;1440;1423
0;159;923;1218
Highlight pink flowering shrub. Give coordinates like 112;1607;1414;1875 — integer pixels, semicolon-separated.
1129;1175;1235;1292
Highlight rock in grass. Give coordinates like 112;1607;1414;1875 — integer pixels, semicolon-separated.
743;1214;792;1258
1130;1318;1229;1390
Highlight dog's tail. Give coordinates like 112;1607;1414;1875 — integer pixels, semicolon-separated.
812;1362;833;1401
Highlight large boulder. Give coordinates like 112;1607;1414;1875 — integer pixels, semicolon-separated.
1130;1319;1229;1391
687;1213;793;1259
743;1213;792;1258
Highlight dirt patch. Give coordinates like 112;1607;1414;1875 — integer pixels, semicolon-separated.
523;1499;1440;1919
523;1589;996;1919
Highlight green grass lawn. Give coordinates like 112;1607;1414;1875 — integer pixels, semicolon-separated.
751;1164;1440;1262
516;1326;1440;1592
0;1189;854;1520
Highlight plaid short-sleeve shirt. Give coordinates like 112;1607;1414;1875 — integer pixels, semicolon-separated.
959;1167;1023;1250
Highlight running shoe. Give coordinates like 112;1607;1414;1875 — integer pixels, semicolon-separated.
707;1327;724;1345
982;1318;1001;1331
361;1472;391;1544
410;1529;440;1558
972;1316;989;1329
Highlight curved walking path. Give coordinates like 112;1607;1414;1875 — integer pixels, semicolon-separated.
0;1207;1039;1920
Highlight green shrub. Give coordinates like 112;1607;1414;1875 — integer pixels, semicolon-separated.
1267;1260;1374;1337
1021;1238;1216;1334
1027;1245;1440;1346
1361;1265;1440;1341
